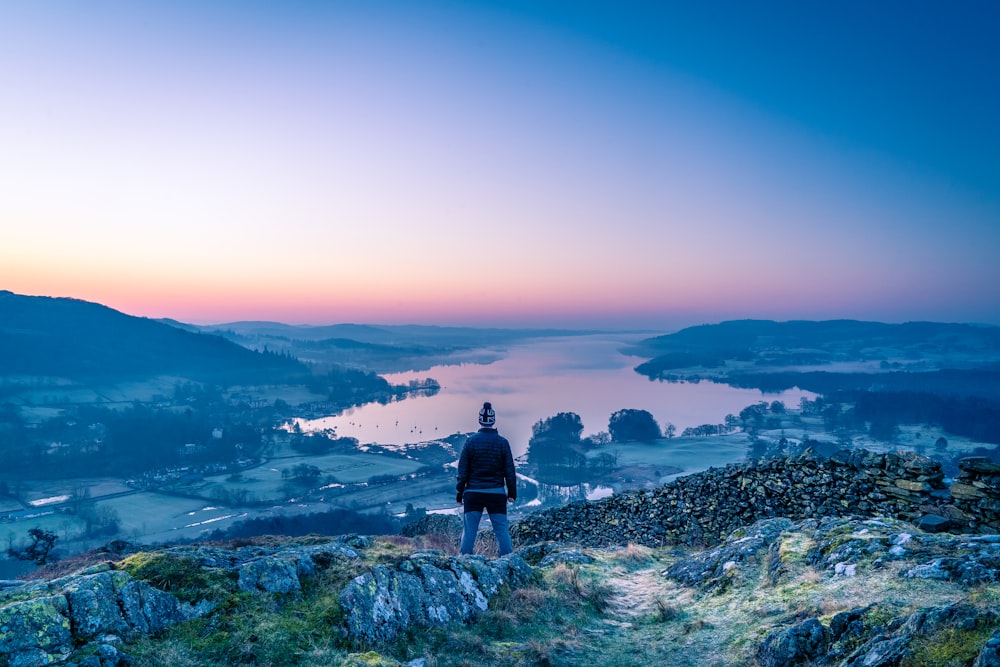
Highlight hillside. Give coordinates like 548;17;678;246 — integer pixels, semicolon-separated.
4;451;1000;666
0;291;307;383
629;319;1000;401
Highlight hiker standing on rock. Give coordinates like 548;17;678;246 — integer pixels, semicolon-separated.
456;401;517;556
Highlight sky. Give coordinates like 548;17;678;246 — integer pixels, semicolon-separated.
2;1;999;331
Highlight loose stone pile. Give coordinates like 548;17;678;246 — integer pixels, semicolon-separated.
512;450;1000;548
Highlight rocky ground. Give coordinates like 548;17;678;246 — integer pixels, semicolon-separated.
1;511;999;666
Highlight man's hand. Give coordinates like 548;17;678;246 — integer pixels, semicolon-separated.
508;497;515;503
456;492;463;504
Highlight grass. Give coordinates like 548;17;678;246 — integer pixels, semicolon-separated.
118;552;236;603
904;625;998;667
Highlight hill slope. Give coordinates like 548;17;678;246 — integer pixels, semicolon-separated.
0;291;306;382
629;318;1000;400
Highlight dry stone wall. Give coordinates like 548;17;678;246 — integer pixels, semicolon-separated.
949;457;1000;532
512;449;1000;548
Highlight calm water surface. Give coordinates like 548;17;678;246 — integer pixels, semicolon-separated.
300;334;815;458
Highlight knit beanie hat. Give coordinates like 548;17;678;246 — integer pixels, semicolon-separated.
478;401;496;427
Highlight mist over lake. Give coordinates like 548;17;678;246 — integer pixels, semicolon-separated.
297;333;816;457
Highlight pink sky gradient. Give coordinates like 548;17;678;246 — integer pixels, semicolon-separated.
2;3;998;330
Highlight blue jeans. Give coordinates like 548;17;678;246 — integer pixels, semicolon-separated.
460;492;513;556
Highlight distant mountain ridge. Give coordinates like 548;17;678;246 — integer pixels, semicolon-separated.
182;319;607;374
0;291;305;382
634;318;1000;355
630;318;1000;373
191;320;602;346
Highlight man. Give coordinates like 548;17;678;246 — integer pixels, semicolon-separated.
456;401;517;555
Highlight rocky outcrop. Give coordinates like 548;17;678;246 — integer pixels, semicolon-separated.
0;564;208;667
0;537;368;667
665;515;1000;591
339;551;533;643
756;603;1000;667
0;533;537;666
510;450;996;548
756;617;830;667
0;595;73;667
664;517;792;591
658;516;1000;666
237;556;302;594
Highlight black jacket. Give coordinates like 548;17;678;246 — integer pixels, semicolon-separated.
456;428;517;500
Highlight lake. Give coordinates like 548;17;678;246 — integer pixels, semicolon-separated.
298;333;815;458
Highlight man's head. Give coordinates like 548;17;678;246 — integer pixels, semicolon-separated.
478;401;496;427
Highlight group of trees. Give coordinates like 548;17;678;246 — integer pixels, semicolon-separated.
525;408;665;482
305;368;439;410
0;357;441;482
0;401;266;478
524;401;816;482
608;409;662;442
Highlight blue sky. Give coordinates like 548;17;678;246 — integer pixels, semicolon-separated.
2;1;998;329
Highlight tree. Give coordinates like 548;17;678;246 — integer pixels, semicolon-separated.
590;452;617;473
664;423;676;439
608;409;661;442
526;412;585;469
724;414;739;431
9;527;58;565
583;431;611;447
287;463;321;486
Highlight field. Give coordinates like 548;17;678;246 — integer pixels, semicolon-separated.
10;375;329;423
0;444;447;572
5;409;997;574
182;451;428;504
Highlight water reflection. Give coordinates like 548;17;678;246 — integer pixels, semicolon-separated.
297;334;816;459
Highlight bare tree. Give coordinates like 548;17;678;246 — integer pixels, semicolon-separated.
9;527;58;565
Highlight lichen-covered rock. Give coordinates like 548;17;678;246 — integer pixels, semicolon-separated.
0;595;73;667
756;617;829;666
340;564;426;643
61;571;131;639
842;635;911;667
975;629;1000;667
753;603;999;667
838;603;998;667
406;558;475;624
664;518;792;590
163;539;359;573
339;553;532;642
539;549;594;567
119;580;186;635
238;556;301;594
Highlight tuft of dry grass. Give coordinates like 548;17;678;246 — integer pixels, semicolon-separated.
610;543;654;568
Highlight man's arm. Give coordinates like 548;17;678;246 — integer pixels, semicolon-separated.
456;444;469;502
503;441;516;501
